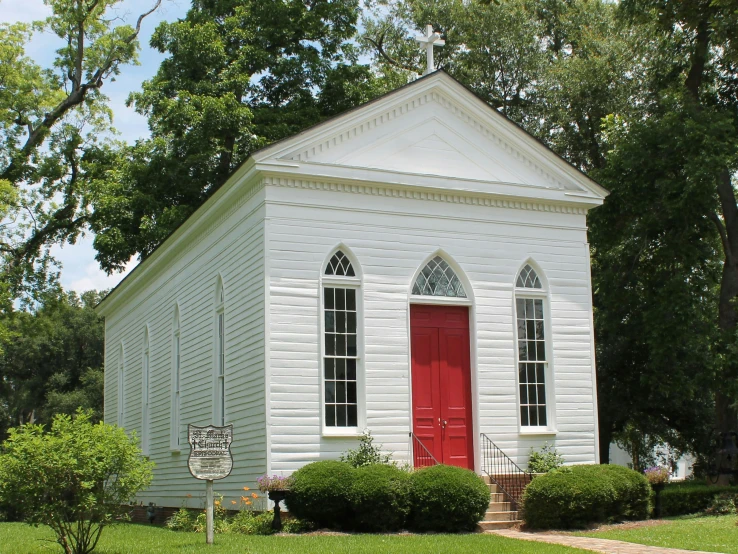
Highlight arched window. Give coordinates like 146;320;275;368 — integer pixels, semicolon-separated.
215;278;225;426
322;249;360;429
117;344;125;426
172;306;181;447
325;250;356;277
142;327;150;455
412;256;466;298
515;264;549;428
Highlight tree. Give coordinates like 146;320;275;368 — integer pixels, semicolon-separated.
601;0;738;470
0;0;161;301
0;410;154;554
0;289;105;440
90;0;392;272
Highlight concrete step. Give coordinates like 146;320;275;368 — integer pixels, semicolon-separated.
488;483;501;493
484;510;518;522
478;520;520;531
489;492;506;503
487;501;511;512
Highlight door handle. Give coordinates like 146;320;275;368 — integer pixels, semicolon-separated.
442;420;448;428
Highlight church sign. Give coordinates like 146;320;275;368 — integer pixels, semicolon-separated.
187;424;233;481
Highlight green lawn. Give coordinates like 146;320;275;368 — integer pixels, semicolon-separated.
0;522;591;554
575;515;738;553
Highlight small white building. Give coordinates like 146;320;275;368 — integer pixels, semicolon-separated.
97;71;608;508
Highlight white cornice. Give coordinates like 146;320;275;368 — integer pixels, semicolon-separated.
261;175;595;215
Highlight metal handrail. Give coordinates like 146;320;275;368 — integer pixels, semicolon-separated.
480;433;532;510
410;432;439;468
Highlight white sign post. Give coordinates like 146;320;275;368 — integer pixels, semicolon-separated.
188;424;233;545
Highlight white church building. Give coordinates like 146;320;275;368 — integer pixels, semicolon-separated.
97;70;607;508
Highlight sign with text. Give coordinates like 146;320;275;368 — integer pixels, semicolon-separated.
187;424;233;481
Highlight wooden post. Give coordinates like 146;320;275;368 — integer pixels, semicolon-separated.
206;479;214;545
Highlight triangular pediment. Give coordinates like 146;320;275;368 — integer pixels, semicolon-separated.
253;72;607;203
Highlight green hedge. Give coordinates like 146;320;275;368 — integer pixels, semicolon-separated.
285;461;354;529
661;481;738;516
408;465;490;532
286;462;489;532
521;465;650;530
348;464;411;532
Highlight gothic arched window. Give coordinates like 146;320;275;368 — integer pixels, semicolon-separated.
515;263;549;428
412;256;466;298
322;249;360;429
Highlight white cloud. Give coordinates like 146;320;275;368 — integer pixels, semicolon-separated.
52;237;138;294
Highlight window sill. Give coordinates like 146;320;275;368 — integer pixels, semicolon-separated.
518;428;557;436
322;427;362;438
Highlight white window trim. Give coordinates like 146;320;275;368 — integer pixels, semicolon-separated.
213;279;226;426
117;344;125;427
171;307;182;452
141;328;150;456
513;280;557;435
320;259;364;437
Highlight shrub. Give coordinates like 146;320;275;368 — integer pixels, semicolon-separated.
340;432;392;468
285;461;354;529
348;464;411;532
166;507;197;532
705;493;737;516
528;443;564;473
0;410;153;554
660;481;738;516
228;510;274;535
408;465;490;532
521;464;650;530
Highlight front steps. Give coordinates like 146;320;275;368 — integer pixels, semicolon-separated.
478;477;522;531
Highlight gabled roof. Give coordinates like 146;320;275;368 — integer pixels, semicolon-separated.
96;70;606;315
252;70;608;203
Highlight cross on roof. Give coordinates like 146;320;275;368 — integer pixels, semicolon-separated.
415;24;445;76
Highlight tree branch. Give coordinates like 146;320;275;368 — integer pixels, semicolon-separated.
365;32;419;73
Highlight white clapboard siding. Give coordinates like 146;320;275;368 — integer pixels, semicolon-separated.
265;183;597;471
102;186;268;508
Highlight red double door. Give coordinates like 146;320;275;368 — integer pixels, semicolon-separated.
411;304;474;470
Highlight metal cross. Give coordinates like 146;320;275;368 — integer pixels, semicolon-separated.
415;24;445;76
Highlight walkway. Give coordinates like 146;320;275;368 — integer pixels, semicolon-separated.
489;529;722;554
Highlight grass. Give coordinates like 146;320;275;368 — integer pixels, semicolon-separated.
575;514;738;553
0;522;592;554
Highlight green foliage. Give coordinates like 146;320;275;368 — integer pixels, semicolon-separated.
528;443;564;473
407;465;490;532
281;517;316;534
0;288;105;441
165;507;197;532
347;464;411;532
0;410;154;554
90;0;392;272
660;481;738;517
0;1;160;300
285;461;355;529
705;493;737;516
228;510;274;535
521;465;650;530
340;432;392;468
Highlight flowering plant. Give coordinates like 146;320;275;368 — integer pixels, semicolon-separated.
257;474;294;492
644;466;669;485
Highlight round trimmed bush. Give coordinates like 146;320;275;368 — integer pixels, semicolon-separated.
348;464;411;532
285;461;354;529
408;465;490;532
521;464;650;530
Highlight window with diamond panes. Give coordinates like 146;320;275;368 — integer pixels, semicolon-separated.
412;256;466;297
325;250;356;277
516;295;548;426
324;287;358;427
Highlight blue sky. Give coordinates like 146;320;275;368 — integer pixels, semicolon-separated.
1;0;189;293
